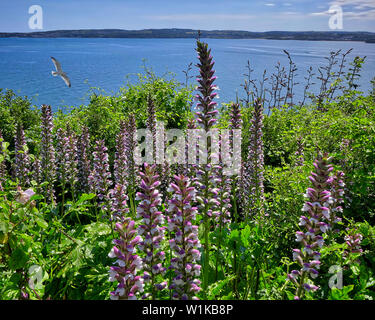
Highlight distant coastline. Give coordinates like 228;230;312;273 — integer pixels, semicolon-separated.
1;28;375;43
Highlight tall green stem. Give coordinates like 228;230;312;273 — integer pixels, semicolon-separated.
215;220;223;281
203;169;210;295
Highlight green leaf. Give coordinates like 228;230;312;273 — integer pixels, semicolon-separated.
77;193;96;204
329;285;354;300
9;247;29;270
241;225;251;247
0;220;9;234
35;217;48;229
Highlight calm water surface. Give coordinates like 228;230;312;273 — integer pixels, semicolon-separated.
0;38;374;112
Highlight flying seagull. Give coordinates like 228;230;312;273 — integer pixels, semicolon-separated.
50;57;71;87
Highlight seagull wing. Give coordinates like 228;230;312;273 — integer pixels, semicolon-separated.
51;56;62;73
60;72;71;87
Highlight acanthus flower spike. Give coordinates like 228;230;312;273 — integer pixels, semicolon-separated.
241;98;265;220
88;139;112;213
136;163;166;299
56;128;78;194
288;153;335;299
77;126;91;194
109;214;144;300
0;130;7;188
167;175;201;300
194;40;220;294
40;105;56;203
114;121;128;189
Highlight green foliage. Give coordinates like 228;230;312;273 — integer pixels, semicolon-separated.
0;65;375;301
262;97;375;222
0;182;114;300
0;89;40;152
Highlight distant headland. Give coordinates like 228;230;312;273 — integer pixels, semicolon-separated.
1;28;375;43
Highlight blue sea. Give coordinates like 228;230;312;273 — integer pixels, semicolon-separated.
0;38;374;112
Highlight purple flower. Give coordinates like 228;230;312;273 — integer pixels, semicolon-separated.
329;170;345;225
147;95;157;163
110;121;132;221
32;155;41;185
241;98;265;219
224;103;243;223
114;121;128;189
195;40;219;131
136;163;166;299
229;102;242;131
0;130;7;187
77;126;92;194
183;119;197;177
193;40;220;292
168;175;201;300
56;128;78;193
88;140;112;212
288;153;335;299
157;122;171;199
193;161;220;290
66;131;78;189
108;216;144;300
110;183;128;221
40;105;56;203
213;141;232;228
344;228;363;259
146;98;170;199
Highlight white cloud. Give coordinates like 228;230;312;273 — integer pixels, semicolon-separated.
310;8;375;20
330;0;375;9
345;9;375;19
310;11;329;17
264;3;276;7
311;0;375;20
281;11;301;15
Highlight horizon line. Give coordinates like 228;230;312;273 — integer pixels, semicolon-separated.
1;28;375;34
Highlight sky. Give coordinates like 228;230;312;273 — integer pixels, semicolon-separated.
0;0;374;32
